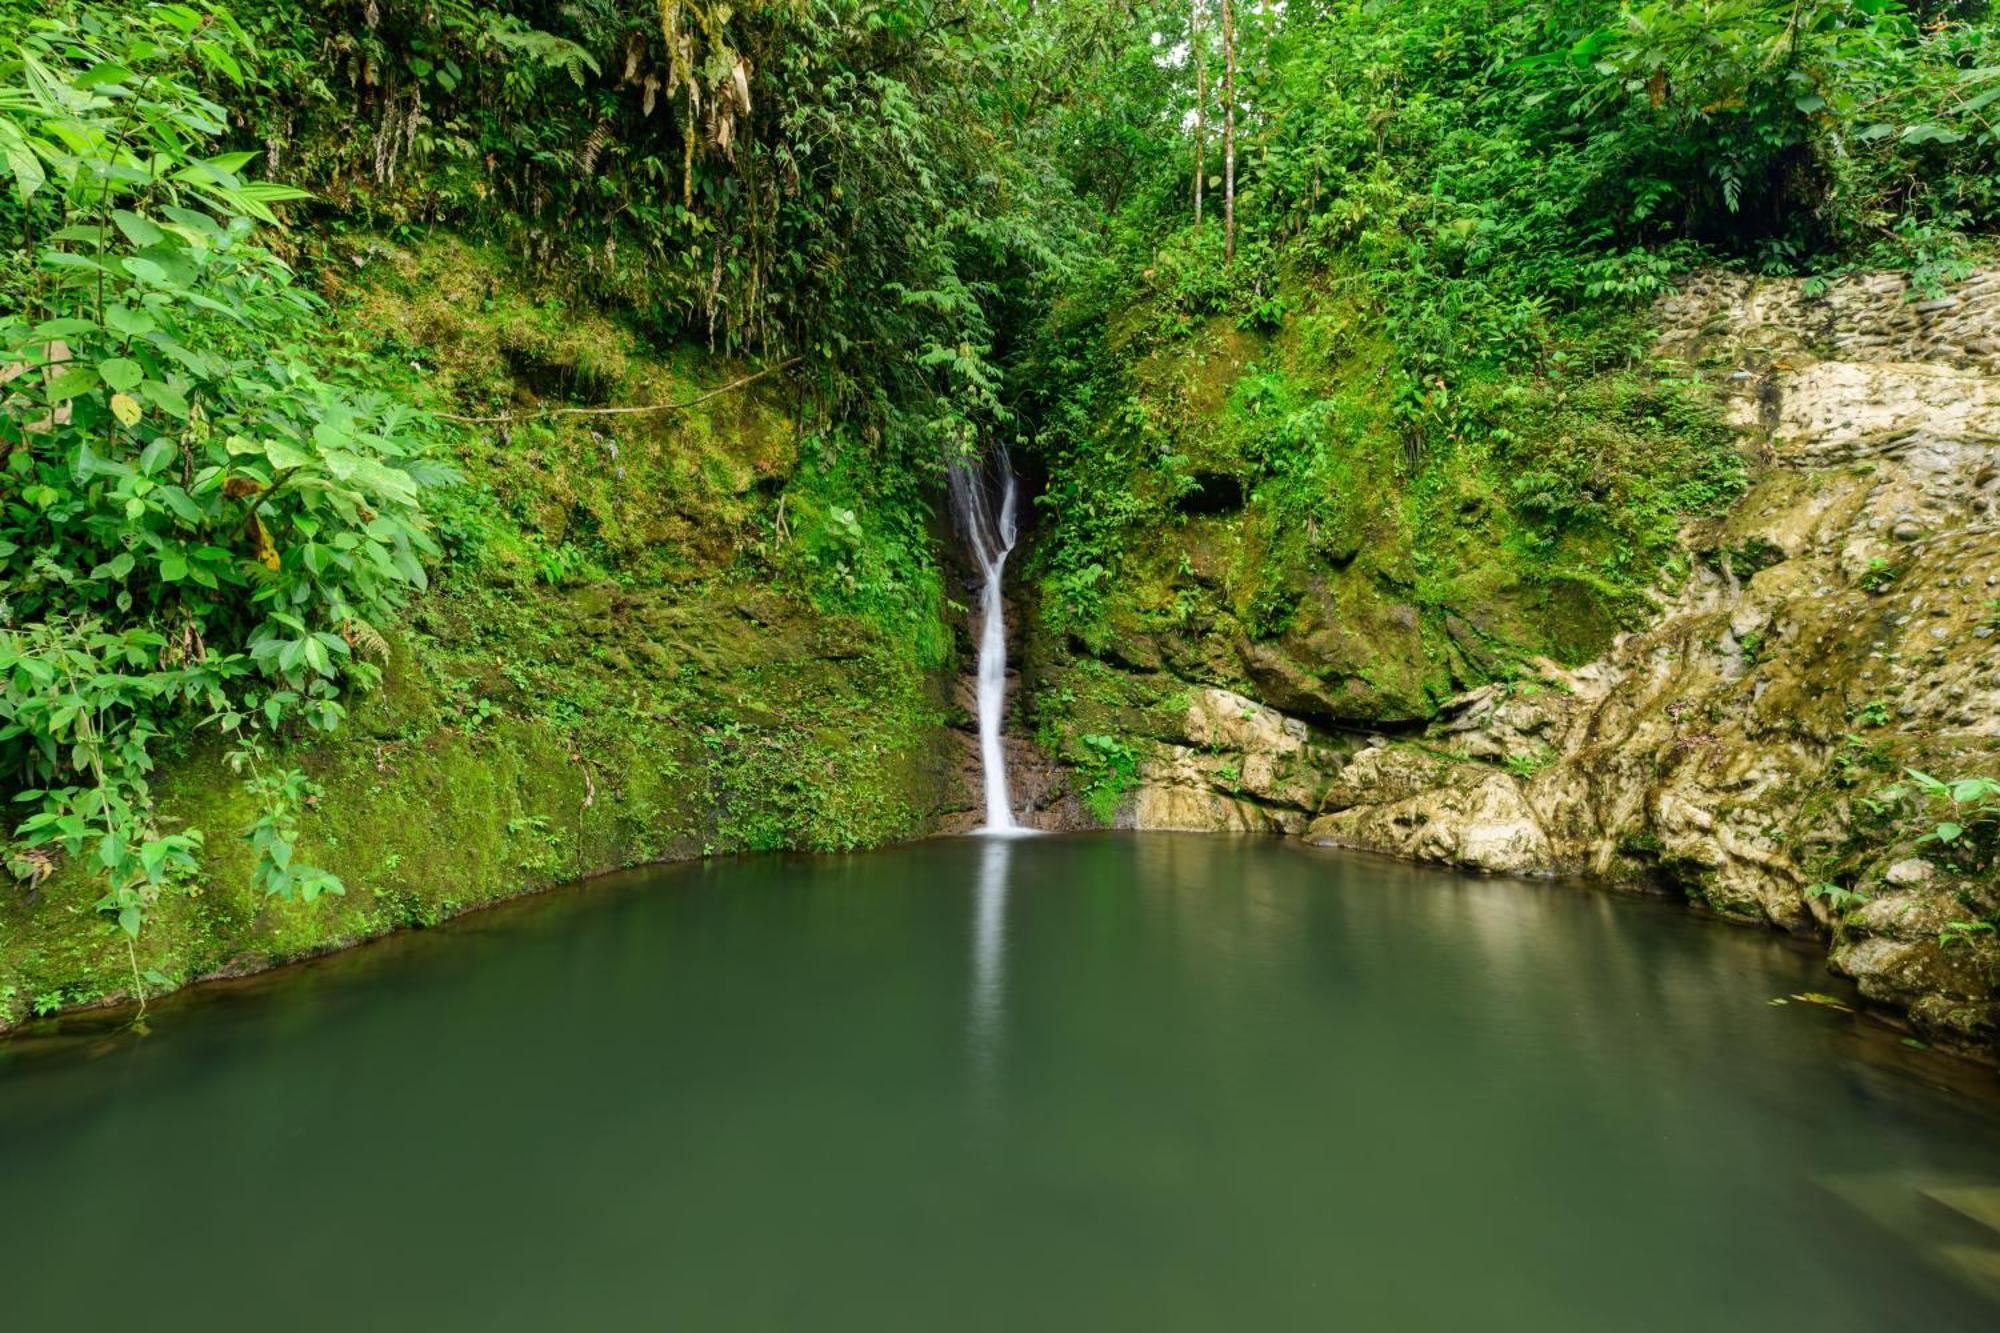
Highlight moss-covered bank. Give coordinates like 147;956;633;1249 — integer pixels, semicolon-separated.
0;235;966;1031
1019;253;1744;789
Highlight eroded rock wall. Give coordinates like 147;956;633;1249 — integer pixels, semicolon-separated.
1124;269;2000;1051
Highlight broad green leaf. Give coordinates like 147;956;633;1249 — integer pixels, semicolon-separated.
155;486;203;523
390;542;429;591
198;150;260;175
47;366;100;400
74;61;136;89
99;357;144;391
141;380;191;418
123;256;170;285
0;120;45;203
264;440;316;471
194;39;244;86
1900;124;1964;146
25;317;100;341
347;456;420;506
105;305;156;338
111;210;166;248
239;181;313;206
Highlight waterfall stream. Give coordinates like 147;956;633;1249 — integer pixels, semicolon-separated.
948;444;1023;833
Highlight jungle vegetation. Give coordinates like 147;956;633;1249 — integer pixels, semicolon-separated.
1;0;1995;964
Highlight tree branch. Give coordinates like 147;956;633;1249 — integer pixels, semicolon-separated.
435;357;803;426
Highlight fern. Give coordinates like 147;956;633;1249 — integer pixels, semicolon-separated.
484;17;601;88
341;616;392;663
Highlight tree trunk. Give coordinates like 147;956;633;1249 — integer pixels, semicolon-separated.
1221;0;1236;263
1192;0;1206;227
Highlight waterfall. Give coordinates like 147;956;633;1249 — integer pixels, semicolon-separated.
948;443;1023;833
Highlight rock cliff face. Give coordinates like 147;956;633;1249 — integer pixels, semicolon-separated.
1116;269;2000;1054
1124;686;1354;834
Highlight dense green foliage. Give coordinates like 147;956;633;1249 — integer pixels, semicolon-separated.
232;0;1087;442
1;6;451;951
1036;0;1998;485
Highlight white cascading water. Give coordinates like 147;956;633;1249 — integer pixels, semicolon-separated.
948;444;1022;833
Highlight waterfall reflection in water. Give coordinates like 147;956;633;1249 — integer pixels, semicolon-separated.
968;833;1013;1113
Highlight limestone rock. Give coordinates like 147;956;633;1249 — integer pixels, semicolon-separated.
1182;687;1310;757
1121;687;1351;834
1885;858;1936;888
1307;761;1552;876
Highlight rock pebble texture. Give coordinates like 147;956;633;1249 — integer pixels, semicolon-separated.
1141;270;2000;1054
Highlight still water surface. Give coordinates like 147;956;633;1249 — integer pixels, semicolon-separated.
5;834;2000;1331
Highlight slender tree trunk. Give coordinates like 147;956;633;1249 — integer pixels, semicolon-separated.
1192;0;1206;226
1221;0;1236;263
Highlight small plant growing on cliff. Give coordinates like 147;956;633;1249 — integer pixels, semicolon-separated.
506;814;567;875
1806;881;1870;915
1858;559;1903;594
1503;749;1555;779
1077;732;1140;824
230;744;343;904
1828;732;1895;789
1849;700;1892;729
1867;771;2000;875
1939;919;1996;950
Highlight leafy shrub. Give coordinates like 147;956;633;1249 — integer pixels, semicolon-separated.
0;5;449;938
1865;770;2000;946
1869;770;2000;864
1543;1;1998;272
1077;732;1140;824
1806;881;1870;914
